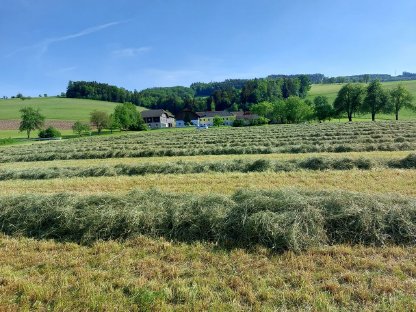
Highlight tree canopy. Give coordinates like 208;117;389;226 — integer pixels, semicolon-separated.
19;107;45;139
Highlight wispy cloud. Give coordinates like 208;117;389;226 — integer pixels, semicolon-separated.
112;46;152;57
6;21;125;57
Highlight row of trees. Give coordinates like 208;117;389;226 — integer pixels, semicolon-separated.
333;82;414;121
249;83;414;124
249;97;314;124
18;102;148;139
73;103;147;136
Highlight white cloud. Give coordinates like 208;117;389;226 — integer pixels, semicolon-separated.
6;21;125;58
112;46;152;57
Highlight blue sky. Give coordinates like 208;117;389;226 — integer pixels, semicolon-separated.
1;0;415;96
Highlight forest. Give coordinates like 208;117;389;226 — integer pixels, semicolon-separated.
65;76;312;114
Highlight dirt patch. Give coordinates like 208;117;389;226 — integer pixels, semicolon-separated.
0;120;78;130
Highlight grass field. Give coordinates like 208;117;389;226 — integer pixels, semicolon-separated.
0;97;122;121
1;121;416;310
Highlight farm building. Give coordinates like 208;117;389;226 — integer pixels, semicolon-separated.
141;109;176;129
175;109;200;127
196;111;236;126
234;111;260;125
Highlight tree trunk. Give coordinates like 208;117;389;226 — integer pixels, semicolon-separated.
27;130;30;139
396;110;399;121
372;113;375;121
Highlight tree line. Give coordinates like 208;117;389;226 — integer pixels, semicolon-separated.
65;76;311;114
249;82;415;123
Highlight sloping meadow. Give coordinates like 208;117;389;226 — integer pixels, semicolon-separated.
1;188;415;252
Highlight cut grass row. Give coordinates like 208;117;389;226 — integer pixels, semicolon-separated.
0;150;412;170
1;188;415;251
1;153;415;181
1;235;415;311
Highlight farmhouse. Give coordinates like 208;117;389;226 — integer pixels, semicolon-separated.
141;109;176;129
175;109;200;128
234;111;260;125
196;111;236;126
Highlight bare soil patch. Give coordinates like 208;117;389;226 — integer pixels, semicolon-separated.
0;120;76;130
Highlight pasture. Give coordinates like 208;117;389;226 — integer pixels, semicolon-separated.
1;121;416;310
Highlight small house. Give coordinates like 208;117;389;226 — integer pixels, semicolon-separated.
141;109;175;129
196;111;236;127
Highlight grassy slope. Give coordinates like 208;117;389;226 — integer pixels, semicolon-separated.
0;97;146;138
0;97;122;121
308;80;416;120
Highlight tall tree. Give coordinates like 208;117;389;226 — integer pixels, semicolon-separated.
19;107;45;139
284;96;313;123
113;103;138;130
90;110;110;134
250;101;274;119
390;85;415;120
362;80;390;121
333;83;365;122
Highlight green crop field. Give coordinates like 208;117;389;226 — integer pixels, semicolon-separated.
1;122;416;310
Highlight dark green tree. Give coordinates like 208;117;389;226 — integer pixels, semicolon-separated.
19;107;45;139
313;96;334;121
390;85;415;120
333;83;365;121
361;80;390;121
90;110;110;134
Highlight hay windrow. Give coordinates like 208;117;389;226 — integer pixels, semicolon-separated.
1;188;415;252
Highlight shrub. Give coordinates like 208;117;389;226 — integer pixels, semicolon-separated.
38;127;61;138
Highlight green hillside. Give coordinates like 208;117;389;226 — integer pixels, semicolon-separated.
0;97;145;121
307;80;416;120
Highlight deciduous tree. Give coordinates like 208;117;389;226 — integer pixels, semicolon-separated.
333;83;365;121
390;85;414;120
361;80;390;121
19;107;45;139
90;110;109;134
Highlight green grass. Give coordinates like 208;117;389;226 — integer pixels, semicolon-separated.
0;97;145;121
308;80;416;121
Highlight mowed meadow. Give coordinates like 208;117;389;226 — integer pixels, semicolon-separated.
1;121;416;310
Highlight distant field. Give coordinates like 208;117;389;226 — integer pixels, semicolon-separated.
0;97;122;121
308;80;416;120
